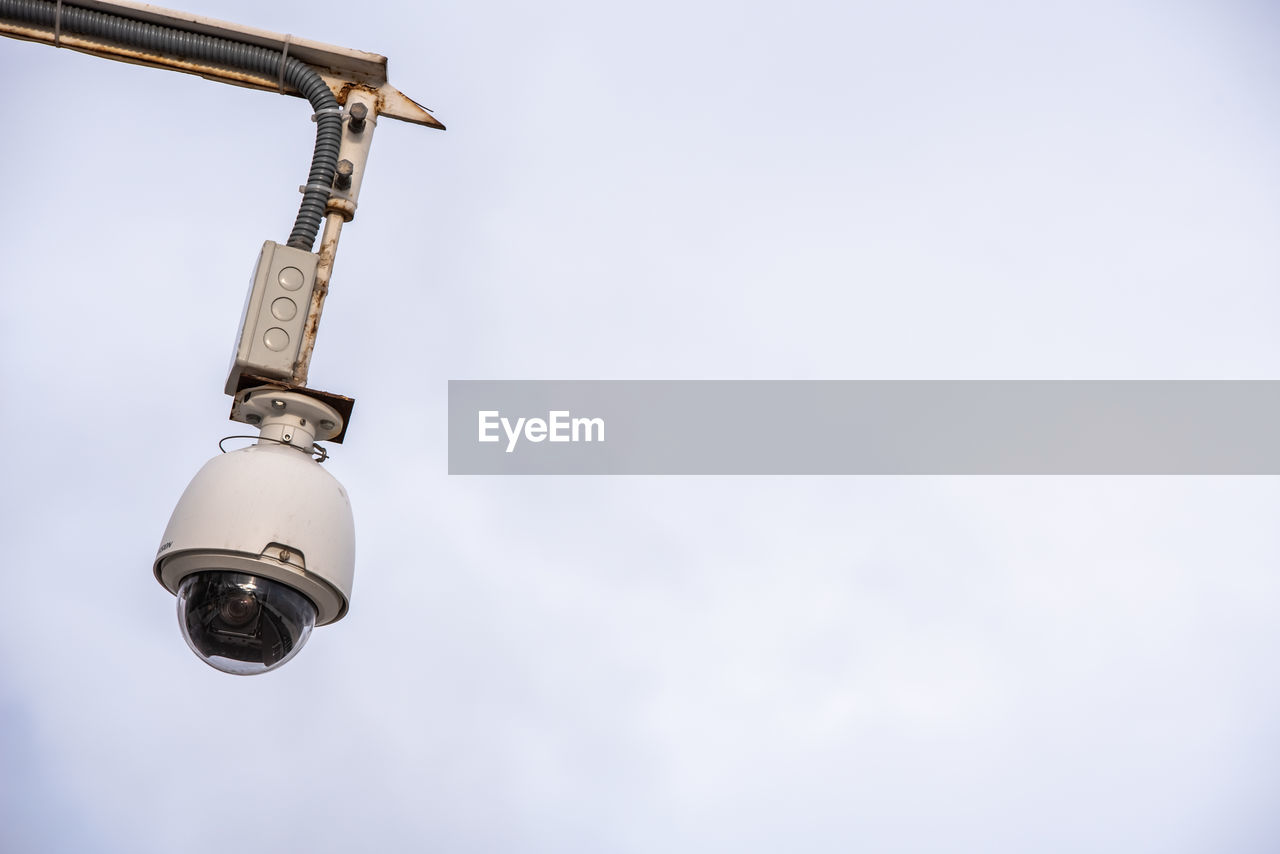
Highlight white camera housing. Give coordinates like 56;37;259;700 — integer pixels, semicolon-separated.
155;390;355;673
155;441;355;624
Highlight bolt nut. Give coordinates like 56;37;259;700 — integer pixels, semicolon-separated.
334;160;354;190
319;419;336;432
348;102;368;133
245;413;262;425
271;399;287;411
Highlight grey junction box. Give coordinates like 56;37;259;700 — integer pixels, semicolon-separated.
225;241;320;394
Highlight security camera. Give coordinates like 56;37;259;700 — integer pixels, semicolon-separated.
154;389;355;675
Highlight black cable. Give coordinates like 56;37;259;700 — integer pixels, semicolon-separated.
0;0;341;250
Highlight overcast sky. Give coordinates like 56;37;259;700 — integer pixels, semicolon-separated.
2;0;1280;851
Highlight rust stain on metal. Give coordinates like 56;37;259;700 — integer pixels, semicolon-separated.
291;214;345;386
325;198;356;222
337;81;385;113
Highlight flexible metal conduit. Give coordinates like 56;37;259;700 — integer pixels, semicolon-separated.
0;0;341;251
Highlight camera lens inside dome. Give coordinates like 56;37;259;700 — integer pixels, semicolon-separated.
177;571;316;675
218;591;260;626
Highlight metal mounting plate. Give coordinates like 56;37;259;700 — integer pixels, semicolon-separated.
229;376;355;444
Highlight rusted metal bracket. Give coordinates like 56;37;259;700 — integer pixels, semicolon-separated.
288;87;381;388
0;0;444;129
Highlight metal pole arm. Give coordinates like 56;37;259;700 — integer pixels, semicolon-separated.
1;0;443;428
0;0;443;129
292;87;382;388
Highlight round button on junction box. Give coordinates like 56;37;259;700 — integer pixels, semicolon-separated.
263;327;290;351
278;266;305;291
271;297;298;321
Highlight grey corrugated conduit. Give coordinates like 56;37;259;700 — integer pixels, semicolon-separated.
0;0;341;251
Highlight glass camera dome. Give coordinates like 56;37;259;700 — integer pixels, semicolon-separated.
177;571;317;675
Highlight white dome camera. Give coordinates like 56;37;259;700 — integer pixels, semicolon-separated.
154;389;355;675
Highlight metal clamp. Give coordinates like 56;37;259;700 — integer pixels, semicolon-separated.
277;33;292;93
298;181;334;196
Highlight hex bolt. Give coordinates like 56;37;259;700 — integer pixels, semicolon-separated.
348;102;368;133
271;399;287;411
246;413;262;425
334;160;354;190
319;419;336;432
